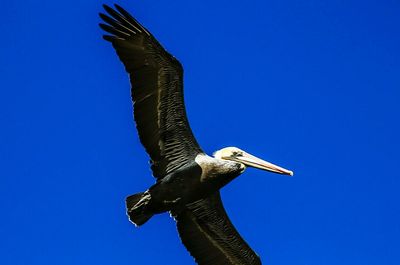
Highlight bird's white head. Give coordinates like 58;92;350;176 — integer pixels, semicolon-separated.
213;147;293;176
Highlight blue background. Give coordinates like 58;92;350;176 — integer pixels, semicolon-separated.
1;1;399;264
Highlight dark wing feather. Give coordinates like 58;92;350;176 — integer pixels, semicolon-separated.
100;5;203;178
174;193;262;265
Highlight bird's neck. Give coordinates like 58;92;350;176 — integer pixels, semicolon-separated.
195;154;243;186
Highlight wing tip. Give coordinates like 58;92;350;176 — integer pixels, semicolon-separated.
113;3;125;12
102;3;113;13
102;34;115;42
98;12;107;20
99;3;146;38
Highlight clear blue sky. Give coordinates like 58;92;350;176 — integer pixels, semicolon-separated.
1;0;399;264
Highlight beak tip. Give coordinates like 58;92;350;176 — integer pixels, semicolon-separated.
287;170;294;176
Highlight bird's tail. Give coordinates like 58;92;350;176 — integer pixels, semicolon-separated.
126;191;154;226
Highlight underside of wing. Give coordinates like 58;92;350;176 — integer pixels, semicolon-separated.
174;192;262;265
99;4;202;179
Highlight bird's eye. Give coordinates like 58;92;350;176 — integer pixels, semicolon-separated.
232;151;242;157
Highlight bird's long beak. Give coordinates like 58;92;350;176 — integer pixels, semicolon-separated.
233;152;294;176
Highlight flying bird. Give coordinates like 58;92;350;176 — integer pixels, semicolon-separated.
99;4;293;265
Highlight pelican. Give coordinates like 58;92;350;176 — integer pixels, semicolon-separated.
99;4;293;265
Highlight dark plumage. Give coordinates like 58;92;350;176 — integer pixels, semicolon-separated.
99;4;293;265
100;4;202;179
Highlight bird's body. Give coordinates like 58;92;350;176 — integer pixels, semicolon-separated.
132;154;243;217
99;4;293;264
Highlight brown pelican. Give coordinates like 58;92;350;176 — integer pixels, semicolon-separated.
99;4;293;265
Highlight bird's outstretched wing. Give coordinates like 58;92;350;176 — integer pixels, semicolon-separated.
174;192;262;265
99;4;203;179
